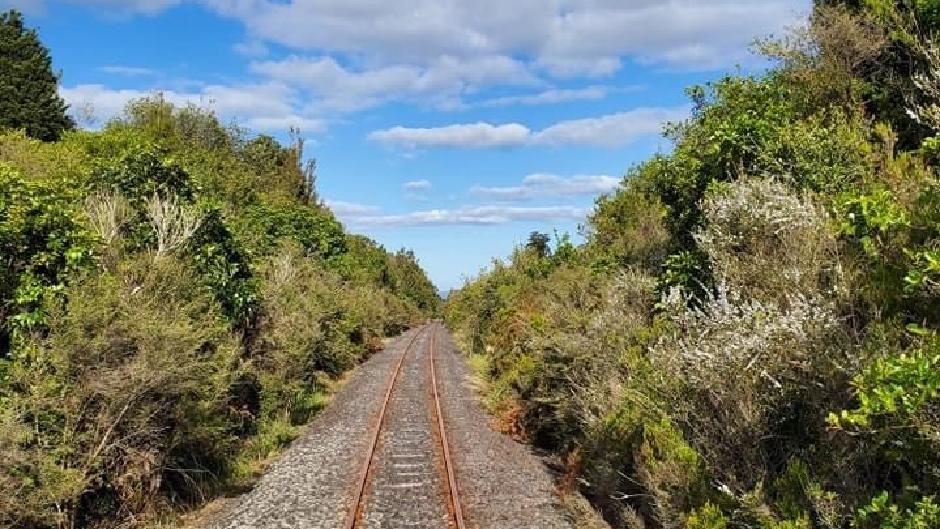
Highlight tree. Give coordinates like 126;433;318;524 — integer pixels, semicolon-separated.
0;10;74;141
526;231;551;259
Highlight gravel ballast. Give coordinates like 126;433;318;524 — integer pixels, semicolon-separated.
432;322;572;529
198;323;572;529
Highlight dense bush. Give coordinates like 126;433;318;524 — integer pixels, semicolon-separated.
1;255;241;528
0;66;436;526
446;3;940;528
0;164;94;357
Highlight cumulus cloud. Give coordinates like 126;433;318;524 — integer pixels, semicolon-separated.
535;56;623;78
251;55;536;111
59;83;325;133
471;173;620;200
480;86;608;107
234;39;269;58
369;105;688;149
45;1;806;117
341;205;589;227
403;180;432;191
369;122;531;149
531;105;689;147
324;200;380;215
205;0;805;71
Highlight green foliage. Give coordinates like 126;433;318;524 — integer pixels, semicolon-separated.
686;503;729;529
830;334;940;436
815;0;937;147
120;94;233;152
238;201;346;258
0;90;437;527
387;248;442;313
0;10;73;141
837;189;910;257
446;5;940;529
526;231;552;258
89;145;195;202
1;256;241;528
855;493;940;529
904;247;940;292
0;164;94;354
658;250;711;302
190;206;259;326
587;172;669;273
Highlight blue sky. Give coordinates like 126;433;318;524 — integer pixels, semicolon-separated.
5;0;810;290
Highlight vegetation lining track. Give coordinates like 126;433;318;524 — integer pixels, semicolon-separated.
428;323;467;529
344;325;426;529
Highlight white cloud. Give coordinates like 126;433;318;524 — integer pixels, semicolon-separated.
206;0;806;72
72;0;182;14
234;39;269;58
59;83;326;133
99;65;157;77
480;86;607;108
343;205;589;227
42;2;806;117
471;173;620;200
532;105;689;147
324;200;380;215
535;56;623;78
369;122;531;149
251;55;536;112
14;0;183;15
369;105;688;149
403;180;432;191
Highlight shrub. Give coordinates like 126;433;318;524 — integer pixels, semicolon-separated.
0;91;438;529
696;176;840;303
854;493;940;529
254;246;362;381
237;201;346;258
0;255;241;528
0;164;94;355
588;173;670;274
686;503;729;529
654;283;844;492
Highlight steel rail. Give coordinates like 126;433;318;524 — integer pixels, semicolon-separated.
428;323;467;529
344;325;425;529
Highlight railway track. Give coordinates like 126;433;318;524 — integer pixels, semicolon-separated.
202;323;571;529
344;322;466;529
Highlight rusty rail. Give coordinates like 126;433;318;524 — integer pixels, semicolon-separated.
345;322;467;529
344;326;424;529
428;323;467;529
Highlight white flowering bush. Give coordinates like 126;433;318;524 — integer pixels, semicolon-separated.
695;176;840;303
654;282;844;491
650;178;852;490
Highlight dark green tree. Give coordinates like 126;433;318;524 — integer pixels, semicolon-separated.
525;231;552;259
0;10;74;141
